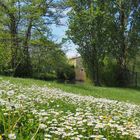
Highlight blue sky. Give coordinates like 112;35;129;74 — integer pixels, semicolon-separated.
50;16;78;58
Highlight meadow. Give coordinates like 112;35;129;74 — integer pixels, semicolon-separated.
2;76;140;105
0;76;140;140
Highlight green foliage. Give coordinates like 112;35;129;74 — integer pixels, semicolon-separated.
14;60;33;78
0;0;67;80
67;0;111;86
101;58;118;87
106;0;140;86
56;65;75;82
67;0;140;87
33;72;57;81
30;37;72;81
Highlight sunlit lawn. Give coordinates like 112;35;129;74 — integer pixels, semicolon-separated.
1;76;140;105
0;76;140;139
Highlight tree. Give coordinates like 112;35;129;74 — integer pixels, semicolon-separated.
67;0;140;87
0;0;19;72
107;0;140;86
30;37;66;74
67;0;109;86
0;0;65;77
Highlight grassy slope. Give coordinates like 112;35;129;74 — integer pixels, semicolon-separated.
0;76;140;105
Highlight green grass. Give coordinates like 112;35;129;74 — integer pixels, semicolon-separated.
0;75;140;105
0;75;140;139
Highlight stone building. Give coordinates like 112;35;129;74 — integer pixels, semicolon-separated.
69;56;86;81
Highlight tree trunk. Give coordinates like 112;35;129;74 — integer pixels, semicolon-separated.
14;19;33;77
94;60;101;86
10;19;18;71
116;2;129;87
120;2;127;69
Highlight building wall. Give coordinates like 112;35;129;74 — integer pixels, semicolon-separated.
69;57;86;81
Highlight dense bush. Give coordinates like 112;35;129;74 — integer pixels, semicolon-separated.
33;73;57;81
3;69;14;76
101;63;118;87
14;61;33;78
101;58;132;87
56;65;75;82
115;67;132;87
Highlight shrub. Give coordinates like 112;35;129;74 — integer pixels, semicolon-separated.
33;72;57;81
3;69;14;76
101;58;131;87
56;65;75;82
101;63;118;86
